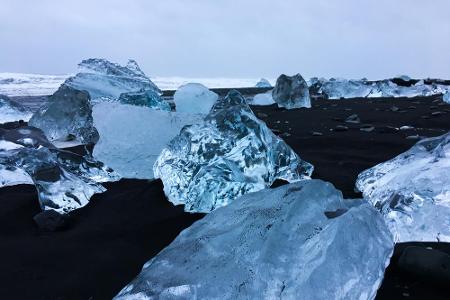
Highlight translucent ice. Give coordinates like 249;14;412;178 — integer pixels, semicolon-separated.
173;83;218;114
0;94;32;123
444;91;450;104
115;180;393;300
64;58;161;102
255;78;272;88
356;132;450;242
250;91;275;106
0;124;119;213
29;85;99;145
272;74;311;109
118;89;171;110
93;102;203;179
154;90;313;213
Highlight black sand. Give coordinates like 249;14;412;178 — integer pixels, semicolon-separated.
1;94;450;299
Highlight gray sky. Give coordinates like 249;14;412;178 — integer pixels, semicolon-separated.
1;0;449;79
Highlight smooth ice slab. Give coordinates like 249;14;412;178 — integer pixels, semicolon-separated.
29;85;99;145
64;58;161;102
272;74;311;109
250;91;275;106
173;83;218;114
356;132;450;242
118;89;171;110
255;78;272;88
115;180;393;300
0;94;32;123
154;90;313;213
93;102;203;179
0;124;119;213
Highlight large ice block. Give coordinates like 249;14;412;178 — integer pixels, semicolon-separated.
115;180;393;300
154;90;313;213
173;83;218;114
272;74;311;109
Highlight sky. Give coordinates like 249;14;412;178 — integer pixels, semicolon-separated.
1;0;449;79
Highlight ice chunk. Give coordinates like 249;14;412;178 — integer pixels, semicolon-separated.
118;89;171;110
356;132;450;242
93;102;203;179
154;90;313;213
0;94;32;123
255;78;272;88
250;91;275;106
64;58;161;102
29;85;99;145
272;74;311;109
115;180;393;300
173;83;218;114
0;124;119;213
444;91;450;104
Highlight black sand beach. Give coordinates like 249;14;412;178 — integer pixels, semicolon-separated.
1;93;450;299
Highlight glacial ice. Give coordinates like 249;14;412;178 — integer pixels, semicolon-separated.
154;90;313;213
118;89;171;111
272;74;311;109
356;132;450;242
115;180;393;300
64;58;161;102
93;102;203;179
255;78;272;88
0;94;32;123
173;83;218;114
444;91;450;104
29;85;99;145
0;124;119;213
250;91;275;106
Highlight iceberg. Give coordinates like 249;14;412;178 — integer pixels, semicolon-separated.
356;132;450;242
154;90;313;213
255;78;272;88
118;89;171;110
250;91;275;106
272;74;311;109
64;58;161;102
29;85;99;145
173;83;218;114
0;124;119;213
115;180;393;300
0;94;32;123
93;102;203;179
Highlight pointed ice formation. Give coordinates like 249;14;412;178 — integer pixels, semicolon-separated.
64;58;161;102
173;83;218;114
356;132;450;242
0;124;119;213
92;102;203;179
272;74;311;109
29;85;99;145
0;94;32;123
118;89;171;110
255;78;272;88
115;180;393;300
154;90;313;213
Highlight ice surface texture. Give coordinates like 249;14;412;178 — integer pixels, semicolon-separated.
255;78;272;88
116;180;393;300
272;74;311;109
154;90;313;213
64;58;161;102
118;89;171;110
0;94;32;123
93;102;203;179
173;83;218;114
29;85;99;145
356;132;450;242
0;124;118;213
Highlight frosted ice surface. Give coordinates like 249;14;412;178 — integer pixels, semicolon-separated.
64;58;161;102
93;102;203;179
250;91;275;106
173;83;218;114
255;78;272;88
115;180;393;300
118;89;171;110
356;132;450;242
29;85;99;145
0;124;119;213
272;74;311;109
154;90;313;213
0;94;33;123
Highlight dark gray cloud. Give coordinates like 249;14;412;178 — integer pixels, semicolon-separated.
1;0;449;79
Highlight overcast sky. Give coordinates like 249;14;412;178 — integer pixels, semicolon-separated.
1;0;449;79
